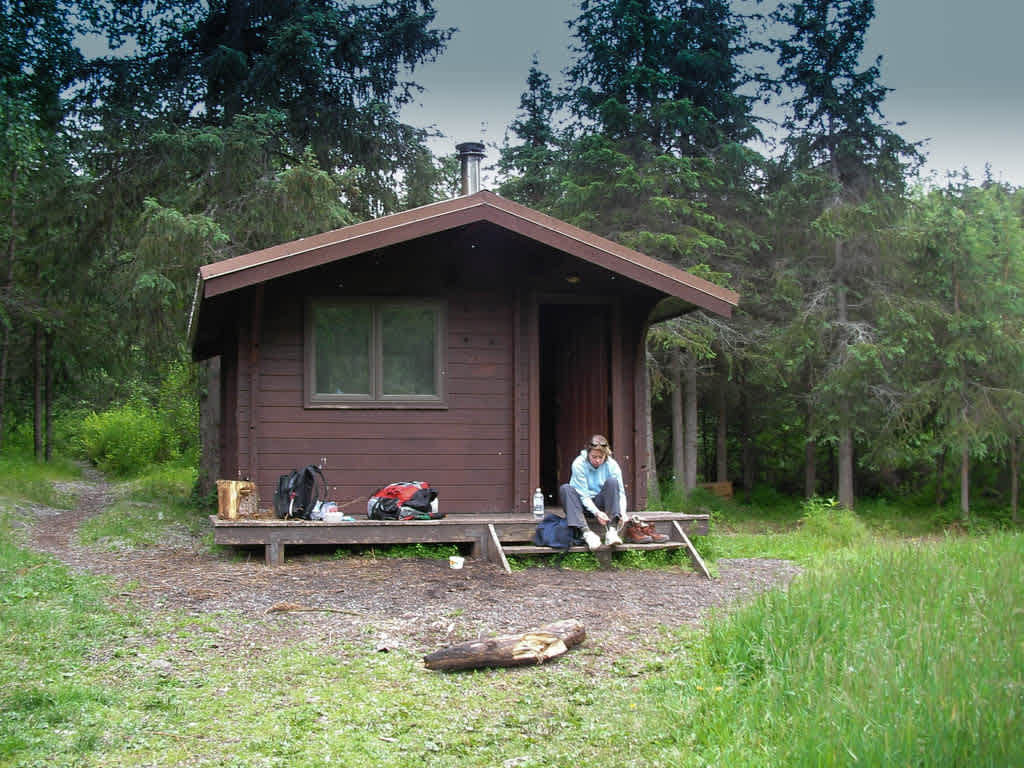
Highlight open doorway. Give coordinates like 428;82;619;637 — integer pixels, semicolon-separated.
538;303;612;505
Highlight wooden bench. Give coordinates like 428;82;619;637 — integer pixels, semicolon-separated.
210;511;710;576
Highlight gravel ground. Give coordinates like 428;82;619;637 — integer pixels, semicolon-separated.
22;474;802;666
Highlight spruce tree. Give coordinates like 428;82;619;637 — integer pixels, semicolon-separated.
555;0;765;490
770;0;920;508
497;58;563;209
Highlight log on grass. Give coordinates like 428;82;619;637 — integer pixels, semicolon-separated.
423;619;585;671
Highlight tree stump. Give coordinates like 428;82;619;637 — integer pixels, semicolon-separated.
423;619;585;671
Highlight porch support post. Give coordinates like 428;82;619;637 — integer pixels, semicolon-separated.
527;292;540;500
248;285;264;487
513;289;524;514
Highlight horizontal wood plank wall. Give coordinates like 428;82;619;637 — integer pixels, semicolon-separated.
252;291;516;515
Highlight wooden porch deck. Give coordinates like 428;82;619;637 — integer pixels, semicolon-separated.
210;511;711;576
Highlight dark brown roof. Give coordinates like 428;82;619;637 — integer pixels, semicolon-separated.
189;191;739;351
199;191;736;306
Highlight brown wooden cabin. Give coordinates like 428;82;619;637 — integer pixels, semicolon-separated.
188;189;738;518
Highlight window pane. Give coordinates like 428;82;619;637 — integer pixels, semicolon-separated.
381;306;437;396
314;304;371;395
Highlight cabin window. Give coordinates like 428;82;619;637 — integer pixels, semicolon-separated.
306;299;446;407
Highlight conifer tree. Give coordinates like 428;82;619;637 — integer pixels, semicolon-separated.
770;0;920;508
80;0;451;217
497;58;564;209
559;0;765;490
0;0;91;452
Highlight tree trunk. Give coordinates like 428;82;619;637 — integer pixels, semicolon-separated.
715;360;727;482
671;347;684;486
804;359;817;498
684;352;698;490
954;270;968;522
836;281;854;509
960;429;970;522
44;332;53;462
1011;439;1020;526
422;620;586;671
643;346;658;496
0;166;16;452
804;399;817;498
199;357;222;497
33;325;43;460
740;369;754;501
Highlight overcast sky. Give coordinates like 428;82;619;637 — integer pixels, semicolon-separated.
399;0;1024;189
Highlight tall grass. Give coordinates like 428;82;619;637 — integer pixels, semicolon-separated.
643;534;1024;766
0;452;80;509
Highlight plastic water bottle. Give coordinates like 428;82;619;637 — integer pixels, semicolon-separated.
532;488;545;520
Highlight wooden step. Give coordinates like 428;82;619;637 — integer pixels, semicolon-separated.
501;542;686;555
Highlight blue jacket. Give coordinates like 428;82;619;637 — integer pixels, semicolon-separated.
570;450;627;513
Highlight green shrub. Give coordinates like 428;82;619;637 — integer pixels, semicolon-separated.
156;360;199;467
75;402;176;477
799;495;871;547
60;360;199;478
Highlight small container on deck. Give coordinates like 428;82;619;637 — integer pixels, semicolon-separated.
532;488;545;520
216;480;259;519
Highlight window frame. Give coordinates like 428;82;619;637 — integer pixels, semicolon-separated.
305;297;447;409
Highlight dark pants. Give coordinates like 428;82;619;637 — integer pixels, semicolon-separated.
558;477;621;531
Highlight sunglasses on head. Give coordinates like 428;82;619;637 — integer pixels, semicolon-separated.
589;440;609;448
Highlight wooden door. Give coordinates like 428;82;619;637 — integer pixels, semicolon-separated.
539;304;611;495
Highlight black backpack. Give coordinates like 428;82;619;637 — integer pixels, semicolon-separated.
273;465;326;520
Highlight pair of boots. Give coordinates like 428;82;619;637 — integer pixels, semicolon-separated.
622;517;669;544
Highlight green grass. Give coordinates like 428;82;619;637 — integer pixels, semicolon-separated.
0;513;647;767
3;516;1019;766
2;470;1021;766
0;453;80;509
77;464;205;551
640;534;1024;766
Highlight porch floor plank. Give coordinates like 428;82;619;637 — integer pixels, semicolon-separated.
209;511;709;568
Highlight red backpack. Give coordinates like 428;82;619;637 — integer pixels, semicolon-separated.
369;481;442;520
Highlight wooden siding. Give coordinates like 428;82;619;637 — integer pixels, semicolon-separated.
209;221;680;515
239;289;517;515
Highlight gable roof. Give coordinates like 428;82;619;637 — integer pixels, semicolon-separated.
189;190;739;349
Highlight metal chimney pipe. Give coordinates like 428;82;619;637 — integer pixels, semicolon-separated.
455;141;485;195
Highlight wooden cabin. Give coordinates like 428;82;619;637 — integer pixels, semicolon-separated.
188;165;738;518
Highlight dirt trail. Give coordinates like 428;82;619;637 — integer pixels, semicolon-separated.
22;473;802;662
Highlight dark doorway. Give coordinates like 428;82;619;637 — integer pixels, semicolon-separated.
539;303;612;504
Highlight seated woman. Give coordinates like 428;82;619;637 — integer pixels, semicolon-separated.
558;434;628;550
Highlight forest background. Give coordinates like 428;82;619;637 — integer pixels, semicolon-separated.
2;0;1021;524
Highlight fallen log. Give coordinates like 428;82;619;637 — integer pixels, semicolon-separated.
423;619;585;671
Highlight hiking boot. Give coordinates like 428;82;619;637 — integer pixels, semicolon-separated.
581;529;602;551
604;527;623;547
635;519;670;543
623;519;653;544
